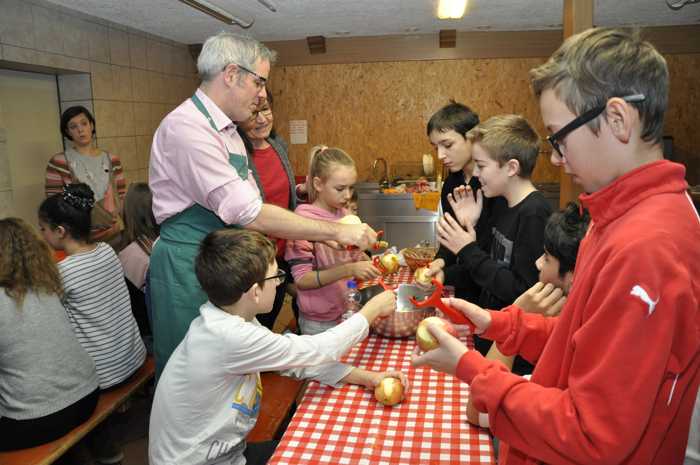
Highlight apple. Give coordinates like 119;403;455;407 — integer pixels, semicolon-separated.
339;214;362;225
374;377;404;406
379;253;400;274
414;267;432;286
415;316;458;352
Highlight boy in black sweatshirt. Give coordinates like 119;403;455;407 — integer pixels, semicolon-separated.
435;114;552;374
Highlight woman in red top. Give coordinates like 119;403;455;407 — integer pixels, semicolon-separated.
238;91;299;329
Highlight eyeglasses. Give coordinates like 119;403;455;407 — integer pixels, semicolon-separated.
546;94;646;159
236;64;267;90
249;107;273;121
263;269;287;286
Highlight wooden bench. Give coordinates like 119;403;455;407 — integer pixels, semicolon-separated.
0;356;155;465
247;373;304;442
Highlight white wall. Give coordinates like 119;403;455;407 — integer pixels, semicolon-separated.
0;68;63;223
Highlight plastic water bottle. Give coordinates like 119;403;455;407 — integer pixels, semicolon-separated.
343;280;361;320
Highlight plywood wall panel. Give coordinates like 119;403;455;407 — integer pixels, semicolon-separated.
270;57;561;184
665;54;700;185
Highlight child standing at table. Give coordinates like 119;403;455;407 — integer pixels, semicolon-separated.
118;182;160;342
413;27;700;465
38;184;146;389
286;146;380;335
149;229;405;465
434;115;553;374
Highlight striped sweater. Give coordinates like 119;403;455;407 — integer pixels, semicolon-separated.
45;151;127;241
59;242;146;389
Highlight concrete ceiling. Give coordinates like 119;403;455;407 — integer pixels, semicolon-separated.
43;0;700;44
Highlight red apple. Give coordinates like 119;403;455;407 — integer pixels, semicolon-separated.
415;316;458;351
379;253;400;274
414;267;432;286
374;377;404;406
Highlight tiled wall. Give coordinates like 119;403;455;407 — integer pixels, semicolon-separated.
0;0;200;184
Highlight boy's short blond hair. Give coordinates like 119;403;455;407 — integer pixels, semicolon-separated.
466;114;540;178
195;229;276;307
530;27;668;144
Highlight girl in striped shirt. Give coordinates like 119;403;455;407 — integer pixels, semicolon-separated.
38;183;146;390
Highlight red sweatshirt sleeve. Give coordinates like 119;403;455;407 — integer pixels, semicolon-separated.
480;305;559;365
456;240;697;465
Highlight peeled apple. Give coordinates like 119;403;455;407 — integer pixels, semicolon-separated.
379;253;400;274
414;267;432;286
339;214;362;225
416;316;458;352
374;377;404;406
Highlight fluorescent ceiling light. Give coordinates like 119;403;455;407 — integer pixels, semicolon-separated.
437;0;468;19
178;0;254;28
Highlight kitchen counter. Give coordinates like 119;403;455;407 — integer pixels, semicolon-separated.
356;183;439;250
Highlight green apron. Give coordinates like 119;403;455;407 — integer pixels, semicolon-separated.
150;94;249;378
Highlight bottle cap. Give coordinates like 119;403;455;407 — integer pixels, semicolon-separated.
346;280;357;289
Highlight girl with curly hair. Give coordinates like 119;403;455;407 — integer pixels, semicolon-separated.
0;217;99;450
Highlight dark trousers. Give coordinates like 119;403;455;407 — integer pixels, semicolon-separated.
244;440;279;465
0;388;99;451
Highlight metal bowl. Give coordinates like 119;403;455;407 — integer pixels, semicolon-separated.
360;284;436;338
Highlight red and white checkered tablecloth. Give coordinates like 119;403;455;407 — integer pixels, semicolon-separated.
269;267;495;465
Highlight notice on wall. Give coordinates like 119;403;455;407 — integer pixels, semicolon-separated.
289;120;308;145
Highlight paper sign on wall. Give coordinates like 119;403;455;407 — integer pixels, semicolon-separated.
289;120;308;145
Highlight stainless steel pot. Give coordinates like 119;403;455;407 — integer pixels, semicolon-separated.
360;284;436;338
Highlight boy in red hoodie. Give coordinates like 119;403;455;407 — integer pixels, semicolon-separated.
413;27;700;465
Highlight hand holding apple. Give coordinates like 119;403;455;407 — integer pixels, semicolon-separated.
339;214;362;225
415;316;458;351
411;319;468;376
373;253;400;274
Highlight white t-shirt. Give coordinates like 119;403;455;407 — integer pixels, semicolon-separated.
148;302;368;465
59;242;146;389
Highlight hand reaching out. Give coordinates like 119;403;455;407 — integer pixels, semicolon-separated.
349;261;380;281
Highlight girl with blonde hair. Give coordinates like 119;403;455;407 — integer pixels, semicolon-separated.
285;146;379;335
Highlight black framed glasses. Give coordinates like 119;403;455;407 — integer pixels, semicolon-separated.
547;94;645;159
263;269;287;286
236;64;267;90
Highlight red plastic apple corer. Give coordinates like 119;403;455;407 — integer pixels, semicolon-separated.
377;277;396;292
409;278;476;332
346;230;385;251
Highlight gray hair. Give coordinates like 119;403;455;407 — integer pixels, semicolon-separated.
530;27;668;144
197;32;277;82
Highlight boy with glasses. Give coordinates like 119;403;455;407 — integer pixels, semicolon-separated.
413;27;700;465
149;229;405;465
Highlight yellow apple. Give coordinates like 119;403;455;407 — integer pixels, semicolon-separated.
374;377;404;406
339;214;362;225
379;253;400;274
414;267;432;286
415;316;458;352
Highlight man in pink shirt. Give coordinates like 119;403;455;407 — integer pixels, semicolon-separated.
149;32;377;377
